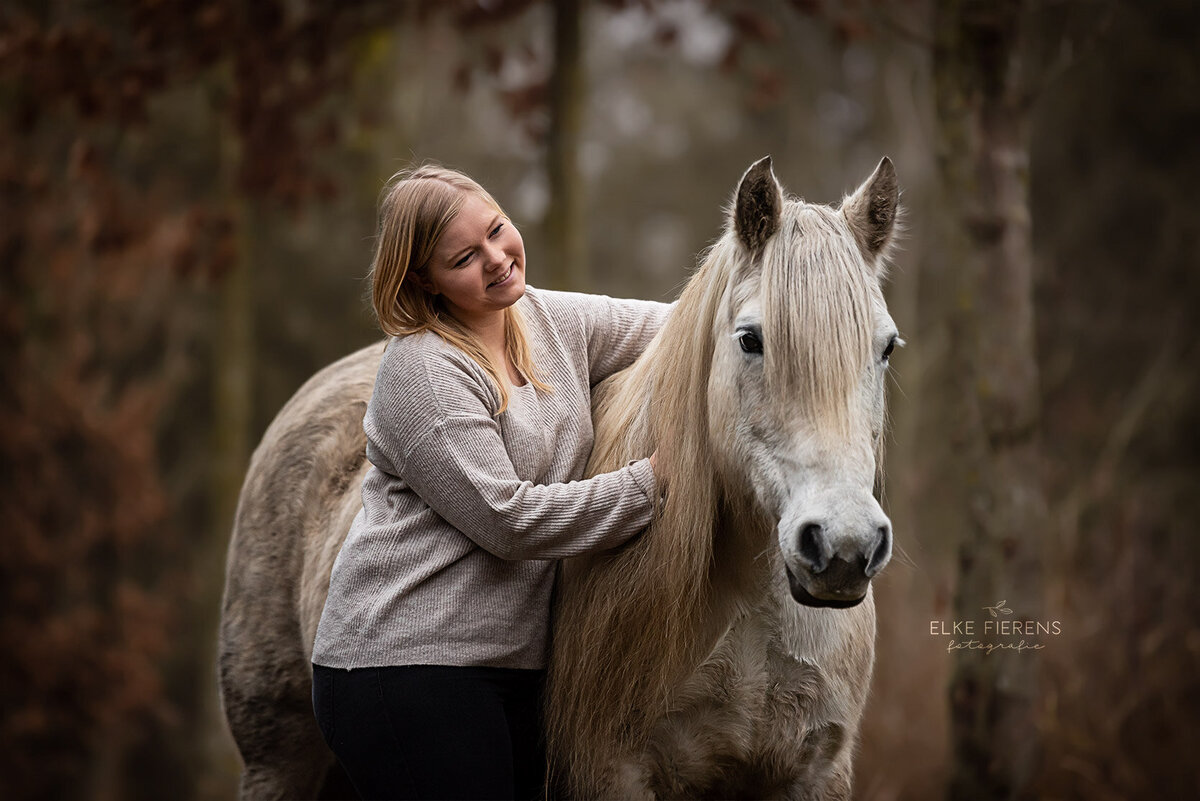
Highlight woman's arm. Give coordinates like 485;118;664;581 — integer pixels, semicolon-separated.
364;338;657;561
533;289;675;385
584;294;675;385
394;414;657;561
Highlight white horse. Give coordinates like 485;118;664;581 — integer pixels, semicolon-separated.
218;156;900;800
546;156;900;799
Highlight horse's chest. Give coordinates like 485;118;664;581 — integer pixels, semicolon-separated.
644;619;850;798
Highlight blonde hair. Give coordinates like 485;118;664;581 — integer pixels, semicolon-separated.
369;164;551;412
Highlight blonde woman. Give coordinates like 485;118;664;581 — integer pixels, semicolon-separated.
310;165;669;800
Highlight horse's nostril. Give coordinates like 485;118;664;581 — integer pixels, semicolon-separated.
799;523;828;574
866;525;892;577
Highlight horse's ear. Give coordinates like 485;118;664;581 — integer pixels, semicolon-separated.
842;157;899;265
733;156;782;254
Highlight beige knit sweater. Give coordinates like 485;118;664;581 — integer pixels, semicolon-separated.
312;287;672;670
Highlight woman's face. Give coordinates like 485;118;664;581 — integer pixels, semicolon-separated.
420;191;526;327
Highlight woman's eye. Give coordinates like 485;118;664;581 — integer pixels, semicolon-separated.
738;331;763;354
490;223;504;237
882;336;896;361
454;253;472;268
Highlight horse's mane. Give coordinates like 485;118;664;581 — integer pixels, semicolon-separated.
545;197;878;792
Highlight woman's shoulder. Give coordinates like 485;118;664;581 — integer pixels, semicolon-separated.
521;286;674;339
522;285;594;313
520;285;612;331
376;331;499;414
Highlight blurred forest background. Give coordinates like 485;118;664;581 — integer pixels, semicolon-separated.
2;0;1197;799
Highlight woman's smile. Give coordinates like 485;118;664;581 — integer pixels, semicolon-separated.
488;262;515;289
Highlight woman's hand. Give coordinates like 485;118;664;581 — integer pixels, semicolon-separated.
649;449;668;499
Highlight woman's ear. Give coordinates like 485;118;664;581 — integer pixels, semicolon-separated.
409;268;439;295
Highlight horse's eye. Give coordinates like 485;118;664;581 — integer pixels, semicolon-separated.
882;336;896;361
738;331;763;354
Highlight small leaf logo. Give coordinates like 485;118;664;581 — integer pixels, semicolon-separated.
983;600;1013;618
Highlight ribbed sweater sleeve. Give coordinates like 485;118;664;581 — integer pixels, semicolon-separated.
363;332;656;562
400;415;656;560
533;289;674;385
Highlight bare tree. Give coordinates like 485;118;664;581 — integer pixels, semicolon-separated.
545;0;587;290
932;1;1047;798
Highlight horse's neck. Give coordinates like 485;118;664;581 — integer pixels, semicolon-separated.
589;359;655;468
708;494;771;605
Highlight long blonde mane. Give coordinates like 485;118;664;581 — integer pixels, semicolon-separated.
764;204;875;434
546;195;880;792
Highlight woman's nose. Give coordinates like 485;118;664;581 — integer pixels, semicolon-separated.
482;241;506;267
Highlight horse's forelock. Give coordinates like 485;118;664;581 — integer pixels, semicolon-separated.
761;203;875;436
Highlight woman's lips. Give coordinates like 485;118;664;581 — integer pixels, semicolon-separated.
488;262;515;288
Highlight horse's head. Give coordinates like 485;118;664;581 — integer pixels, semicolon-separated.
708;156;899;609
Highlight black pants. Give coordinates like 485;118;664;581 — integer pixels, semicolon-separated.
312;663;547;801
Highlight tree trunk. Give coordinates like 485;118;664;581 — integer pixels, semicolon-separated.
201;115;256;801
545;0;586;290
933;2;1047;799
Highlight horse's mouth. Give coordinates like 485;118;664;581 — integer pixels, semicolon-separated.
785;564;868;609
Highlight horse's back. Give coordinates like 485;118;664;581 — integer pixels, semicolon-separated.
218;341;382;799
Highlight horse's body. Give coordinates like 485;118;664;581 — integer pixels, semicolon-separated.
219;157;900;800
218;346;376;799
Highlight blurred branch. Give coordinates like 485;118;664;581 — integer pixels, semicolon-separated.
1019;0;1119;110
1058;321;1184;536
866;2;935;48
